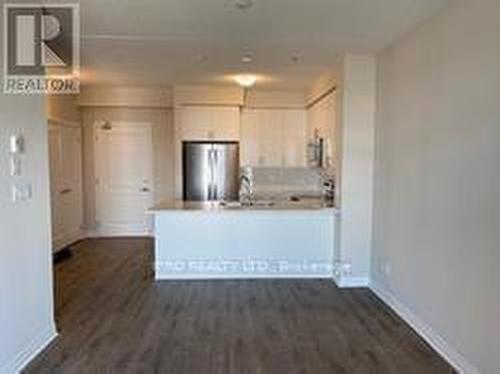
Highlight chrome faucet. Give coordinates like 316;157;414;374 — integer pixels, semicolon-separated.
239;173;253;202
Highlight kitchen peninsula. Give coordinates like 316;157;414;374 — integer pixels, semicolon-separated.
150;200;338;280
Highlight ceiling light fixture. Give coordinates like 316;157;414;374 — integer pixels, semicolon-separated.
234;74;257;87
241;54;253;63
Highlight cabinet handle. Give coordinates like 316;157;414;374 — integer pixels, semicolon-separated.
140;187;150;192
60;188;72;195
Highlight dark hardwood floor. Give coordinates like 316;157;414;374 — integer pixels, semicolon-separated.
25;238;454;373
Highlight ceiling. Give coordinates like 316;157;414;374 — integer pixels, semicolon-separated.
50;0;450;90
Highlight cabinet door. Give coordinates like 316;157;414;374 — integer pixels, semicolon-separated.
240;109;260;166
240;109;307;168
177;106;213;140
259;110;283;167
210;107;240;141
241;109;275;167
242;109;281;167
177;106;240;141
282;110;307;167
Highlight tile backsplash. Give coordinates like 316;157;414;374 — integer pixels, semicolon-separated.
248;167;331;199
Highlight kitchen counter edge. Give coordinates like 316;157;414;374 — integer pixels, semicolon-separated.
149;201;340;214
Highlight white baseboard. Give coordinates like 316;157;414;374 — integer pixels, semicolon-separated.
1;324;57;374
53;230;85;253
370;282;478;374
334;276;370;288
84;229;98;238
156;270;334;281
86;230;153;238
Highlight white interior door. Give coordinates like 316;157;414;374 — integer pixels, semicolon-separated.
59;126;83;242
95;122;154;236
48;122;84;252
48;125;64;248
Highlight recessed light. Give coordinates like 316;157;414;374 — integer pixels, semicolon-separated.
235;0;253;10
234;74;257;87
242;54;253;63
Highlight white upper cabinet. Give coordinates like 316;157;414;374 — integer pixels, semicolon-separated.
174;106;307;197
240;109;260;166
175;106;240;141
282;110;307;167
241;109;307;167
306;92;336;168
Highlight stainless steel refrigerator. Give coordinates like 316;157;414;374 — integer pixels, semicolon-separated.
182;141;240;201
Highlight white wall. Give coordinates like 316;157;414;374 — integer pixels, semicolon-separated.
0;46;56;374
79;86;172;108
335;54;376;287
372;0;500;372
173;85;243;107
245;89;306;109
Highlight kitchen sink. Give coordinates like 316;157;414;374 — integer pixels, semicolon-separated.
219;200;276;209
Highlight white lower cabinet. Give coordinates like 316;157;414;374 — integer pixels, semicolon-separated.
48;121;84;252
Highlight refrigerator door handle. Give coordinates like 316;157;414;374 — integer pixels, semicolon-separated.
207;149;213;200
213;149;219;200
208;148;216;200
182;141;239;202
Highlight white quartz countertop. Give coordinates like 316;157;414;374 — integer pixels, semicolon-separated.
149;199;339;213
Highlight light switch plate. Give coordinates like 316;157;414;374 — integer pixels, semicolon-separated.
9;134;25;154
10;155;21;176
12;184;32;203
